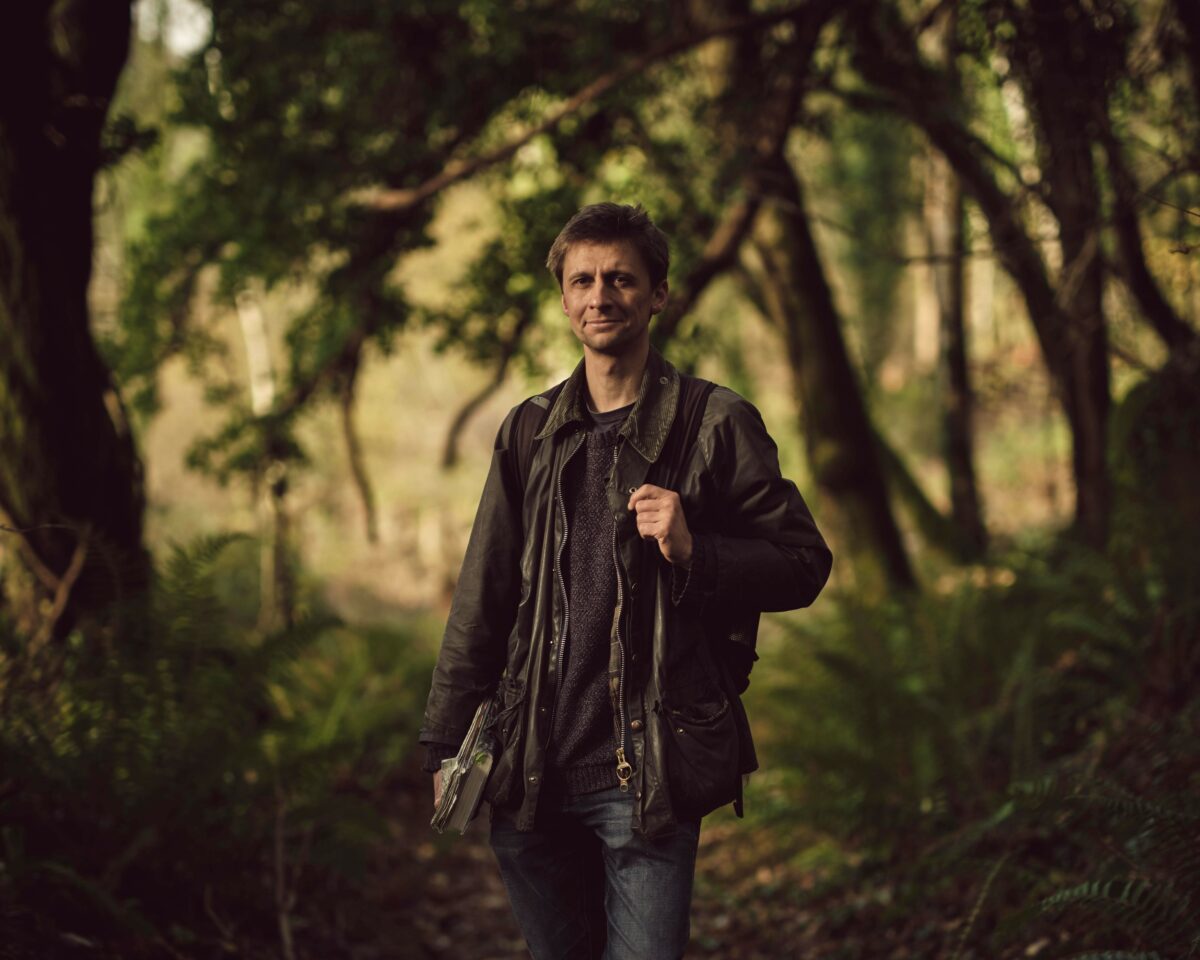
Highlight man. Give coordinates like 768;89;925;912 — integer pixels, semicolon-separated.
419;202;831;958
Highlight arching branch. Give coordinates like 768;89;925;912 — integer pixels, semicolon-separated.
653;195;762;347
442;309;536;470
351;4;825;215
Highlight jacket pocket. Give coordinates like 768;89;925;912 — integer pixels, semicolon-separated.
660;687;741;819
484;676;525;807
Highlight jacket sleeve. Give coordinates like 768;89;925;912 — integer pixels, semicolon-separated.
676;387;832;614
418;404;525;748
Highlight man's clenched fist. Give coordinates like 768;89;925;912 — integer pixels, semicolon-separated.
627;484;692;567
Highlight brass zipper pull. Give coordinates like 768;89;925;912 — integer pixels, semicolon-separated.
615;747;633;792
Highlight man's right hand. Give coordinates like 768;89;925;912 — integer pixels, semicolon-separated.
433;769;443;809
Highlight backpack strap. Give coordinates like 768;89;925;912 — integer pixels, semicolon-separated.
655;375;756;819
512;381;565;493
655;374;716;490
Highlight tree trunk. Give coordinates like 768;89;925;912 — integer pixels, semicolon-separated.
0;2;149;625
1010;0;1112;547
927;157;987;557
925;4;986;558
851;1;1111;548
750;155;916;592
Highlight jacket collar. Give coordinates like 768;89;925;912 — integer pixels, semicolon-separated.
536;348;680;463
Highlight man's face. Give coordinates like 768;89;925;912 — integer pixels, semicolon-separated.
560;240;668;361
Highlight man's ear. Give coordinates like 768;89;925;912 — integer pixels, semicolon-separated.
650;280;669;316
562;291;568;315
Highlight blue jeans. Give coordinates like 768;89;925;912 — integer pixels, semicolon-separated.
489;786;701;959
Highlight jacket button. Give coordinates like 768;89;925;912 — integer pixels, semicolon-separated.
659;376;668;385
631;653;640;664
631;719;644;732
627;485;636;495
528;775;539;784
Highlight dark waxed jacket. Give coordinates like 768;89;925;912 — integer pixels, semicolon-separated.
419;349;831;838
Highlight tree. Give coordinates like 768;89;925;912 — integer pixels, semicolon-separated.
849;0;1116;546
0;1;149;628
117;0;817;516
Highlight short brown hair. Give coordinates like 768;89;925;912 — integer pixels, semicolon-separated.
546;202;670;288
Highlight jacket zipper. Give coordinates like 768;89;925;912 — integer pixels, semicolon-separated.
611;442;633;792
545;433;583;741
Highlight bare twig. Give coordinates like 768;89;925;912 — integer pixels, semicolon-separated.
0;521;77;592
1107;338;1154;372
1139;190;1200;220
31;524;90;654
809;211;1065;265
338;355;379;542
204;884;237;948
949;852;1011;960
274;779;297;960
351;4;823;214
442;310;536;470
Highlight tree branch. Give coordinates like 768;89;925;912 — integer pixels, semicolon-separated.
442;310;536;470
653;195;763;346
1102;112;1197;352
338;353;379;543
849;4;1072;380
350;4;824;215
31;524;90;654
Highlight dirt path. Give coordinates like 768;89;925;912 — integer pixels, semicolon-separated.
377;762;843;960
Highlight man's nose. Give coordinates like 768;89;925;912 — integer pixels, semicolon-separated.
588;279;613;308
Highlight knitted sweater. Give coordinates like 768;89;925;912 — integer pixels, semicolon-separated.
543;403;629;795
422;403;631;793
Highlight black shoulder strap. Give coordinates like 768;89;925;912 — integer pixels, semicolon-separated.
656;374;716;489
512;381;565;492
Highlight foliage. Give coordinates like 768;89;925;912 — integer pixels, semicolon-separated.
0;534;434;953
750;388;1200;953
111;0;684;487
34;0;1200;954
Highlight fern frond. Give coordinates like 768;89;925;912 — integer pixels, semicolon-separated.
162;531;250;582
1040;878;1194;937
1067;953;1164;960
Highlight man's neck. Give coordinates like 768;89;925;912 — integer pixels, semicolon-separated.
582;341;649;412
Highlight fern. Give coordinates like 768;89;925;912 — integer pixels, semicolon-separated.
1040;878;1194;933
0;531;434;952
1068;953;1164;960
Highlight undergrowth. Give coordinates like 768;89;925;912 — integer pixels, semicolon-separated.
0;533;434;957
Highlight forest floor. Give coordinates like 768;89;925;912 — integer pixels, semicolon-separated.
366;759;1010;960
0;752;1071;959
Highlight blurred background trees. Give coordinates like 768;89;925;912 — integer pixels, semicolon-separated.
1;0;1198;956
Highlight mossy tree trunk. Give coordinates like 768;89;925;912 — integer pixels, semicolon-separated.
749;155;917;593
0;2;149;627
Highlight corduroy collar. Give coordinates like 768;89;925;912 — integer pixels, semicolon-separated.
535;348;680;464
